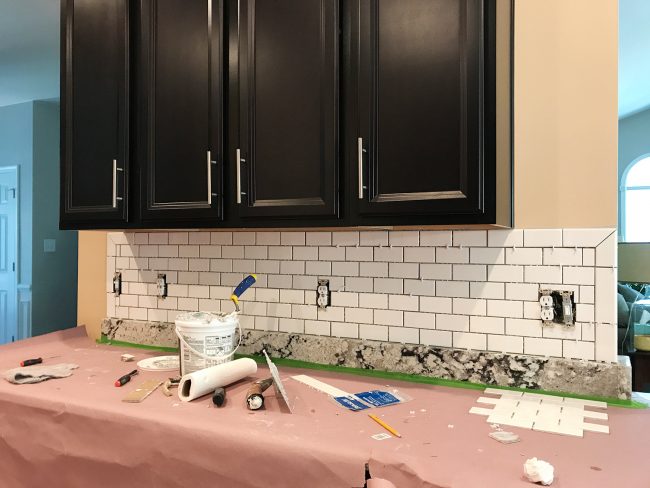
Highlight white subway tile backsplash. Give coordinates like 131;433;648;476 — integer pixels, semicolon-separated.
107;227;616;362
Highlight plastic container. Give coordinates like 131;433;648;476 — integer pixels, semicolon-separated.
174;311;240;376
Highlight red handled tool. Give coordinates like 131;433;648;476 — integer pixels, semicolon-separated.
20;358;43;367
115;369;139;387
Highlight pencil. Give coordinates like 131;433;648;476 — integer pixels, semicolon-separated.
368;414;402;438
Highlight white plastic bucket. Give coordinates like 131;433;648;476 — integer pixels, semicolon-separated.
174;311;241;376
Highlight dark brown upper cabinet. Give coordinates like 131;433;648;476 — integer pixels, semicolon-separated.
138;0;223;224
229;0;340;221
60;0;130;227
348;0;503;225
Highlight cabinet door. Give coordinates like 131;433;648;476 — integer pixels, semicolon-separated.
60;0;129;226
232;0;339;220
352;0;491;219
139;0;222;223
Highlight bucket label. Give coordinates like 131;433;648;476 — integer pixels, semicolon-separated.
181;334;235;374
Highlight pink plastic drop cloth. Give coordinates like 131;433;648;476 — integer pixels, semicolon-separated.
0;327;649;487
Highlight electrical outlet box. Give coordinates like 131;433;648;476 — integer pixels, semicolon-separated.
317;279;330;309
539;289;576;326
113;272;122;297
157;274;168;298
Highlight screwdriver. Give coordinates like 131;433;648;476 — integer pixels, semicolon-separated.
114;369;138;387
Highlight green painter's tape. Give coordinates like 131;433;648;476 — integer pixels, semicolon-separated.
96;338;645;409
236;353;647;410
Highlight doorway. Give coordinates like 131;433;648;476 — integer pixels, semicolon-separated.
0;166;18;344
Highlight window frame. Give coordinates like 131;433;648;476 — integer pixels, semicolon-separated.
620;154;650;242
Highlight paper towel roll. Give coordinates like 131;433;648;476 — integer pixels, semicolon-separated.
178;358;257;402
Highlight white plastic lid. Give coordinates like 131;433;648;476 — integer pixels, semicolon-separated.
175;311;238;327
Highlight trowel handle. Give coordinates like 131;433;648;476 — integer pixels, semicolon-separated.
231;274;257;310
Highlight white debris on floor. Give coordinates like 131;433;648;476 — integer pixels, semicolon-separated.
469;388;609;437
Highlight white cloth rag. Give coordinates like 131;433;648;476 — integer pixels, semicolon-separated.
4;363;79;384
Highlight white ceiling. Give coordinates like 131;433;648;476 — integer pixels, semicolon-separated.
620;0;650;118
0;0;60;107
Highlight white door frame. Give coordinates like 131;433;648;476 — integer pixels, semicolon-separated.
0;165;19;343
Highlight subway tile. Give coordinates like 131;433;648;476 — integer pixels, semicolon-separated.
118;294;139;307
388;262;419;278
359;324;388;341
233;232;255;245
487;265;523;282
595;323;617;362
359;262;389;278
470;247;505;265
256;232;281;245
187;232;209;245
436;281;469;298
332;261;360;277
403;311;436;329
179;245;199;258
505;248;542;265
256;288;279;302
167;284;188;297
317;306;345;322
404;247;435;263
332;231;359;246
524;337;562;357
188;285;210;299
403;279;436;296
562;340;594;360
280;289;304;304
239;315;255;329
331;322;358;338
281;232;305;246
269;246;293;260
138;245;156;257
420;230;452;247
148;309;167;322
487;335;523;354
487;229;523;247
419;296;452;314
346;246;373;262
222;246;244;259
330;291;358;307
255;316;279;331
346;307;374;324
168;232;189;245
217;273;241;287
436;247;469;264
373;309;403;326
359;293;388;309
523;229;562;247
233;259;255;273
109;232;129;245
306;261;332;276
292;304;318;320
345;277;374;293
210;259;232;272
487;300;523;318
149;233;168;245
453;332;486;350
390;231;419;246
280;260;305;275
359;231;388;247
128;282;148;295
563;267;594;285
389;327;419;344
256;260;279;274
524;266;562;284
581;322;595;341
178;297;199;311
210;232;232;245
200;245;222;259
305;320;331;336
543;248;583;266
580;286;595;304
268;274;293;289
373;246;404;262
453;230;486;247
388;294;419;311
199;273;220;286
245;246;268;260
523;301;541;320
505;283;539;301
470;316;504;334
373;278;403;294
243;301;267;316
319;246;345;261
596;232;617;267
279;318;305;334
542;323;581;340
453;264;487;282
129;307;148;321
583;248;595;266
563;228;613;247
167;259;189;271
436;314;469;332
293;275;318;290
453;298;487;316
420;329;452;347
134;233;148;245
305;231;331;246
420;263;452;280
267;303;292;318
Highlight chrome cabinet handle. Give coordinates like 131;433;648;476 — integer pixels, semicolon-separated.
236;148;245;204
207;150;217;205
358;137;367;199
112;159;123;208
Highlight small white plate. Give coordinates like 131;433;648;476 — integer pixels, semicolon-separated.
137;355;179;372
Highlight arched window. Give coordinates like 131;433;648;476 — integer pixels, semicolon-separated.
622;156;650;242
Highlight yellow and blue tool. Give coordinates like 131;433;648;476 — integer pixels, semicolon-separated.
231;274;257;311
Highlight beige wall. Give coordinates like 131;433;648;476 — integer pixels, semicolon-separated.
77;1;620;333
77;232;107;340
619;244;650;283
513;0;618;228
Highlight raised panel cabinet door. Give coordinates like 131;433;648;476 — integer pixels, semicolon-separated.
232;0;339;219
353;0;494;219
139;0;223;222
60;0;129;226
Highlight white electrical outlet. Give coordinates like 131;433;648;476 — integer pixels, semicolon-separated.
317;279;330;309
539;292;554;323
539;296;553;308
